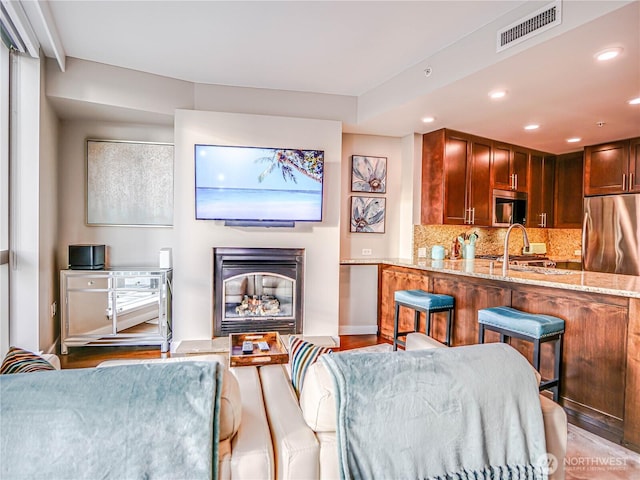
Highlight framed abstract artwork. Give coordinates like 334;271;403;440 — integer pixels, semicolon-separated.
350;196;386;233
351;155;387;193
86;139;174;226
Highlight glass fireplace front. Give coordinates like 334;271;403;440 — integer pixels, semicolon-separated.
223;271;294;319
213;248;304;336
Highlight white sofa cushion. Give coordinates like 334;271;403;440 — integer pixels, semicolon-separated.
228;366;275;480
299;360;337;433
259;364;319;480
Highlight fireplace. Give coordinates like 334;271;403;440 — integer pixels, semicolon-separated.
213;247;304;336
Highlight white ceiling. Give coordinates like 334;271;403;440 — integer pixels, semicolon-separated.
45;0;640;154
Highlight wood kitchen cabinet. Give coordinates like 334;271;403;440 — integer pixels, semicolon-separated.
632;137;640;190
554;151;584;228
421;129;491;226
467;138;492;225
527;153;555;227
493;143;528;192
431;274;511;346
584;137;640;195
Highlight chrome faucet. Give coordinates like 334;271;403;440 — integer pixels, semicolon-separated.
502;223;530;276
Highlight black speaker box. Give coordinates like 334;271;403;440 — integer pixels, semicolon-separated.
68;244;105;270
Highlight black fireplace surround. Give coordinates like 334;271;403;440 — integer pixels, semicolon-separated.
213;247;304;336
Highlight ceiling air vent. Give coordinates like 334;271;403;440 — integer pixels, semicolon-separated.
497;0;562;52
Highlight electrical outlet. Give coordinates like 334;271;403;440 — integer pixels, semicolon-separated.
417;247;427;258
574;249;582;256
50;302;57;318
361;248;372;256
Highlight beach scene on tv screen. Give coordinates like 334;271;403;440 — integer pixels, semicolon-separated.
195;145;324;221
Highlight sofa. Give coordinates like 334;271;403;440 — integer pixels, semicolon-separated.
259;333;568;480
0;350;273;480
0;338;567;480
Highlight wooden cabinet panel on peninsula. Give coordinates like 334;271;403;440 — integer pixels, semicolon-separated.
378;266;430;339
584;137;640;195
421;129;491;226
378;265;510;346
554;151;584;228
510;286;628;444
493;143;528;192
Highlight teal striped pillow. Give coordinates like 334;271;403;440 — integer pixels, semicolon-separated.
289;336;332;396
0;347;56;374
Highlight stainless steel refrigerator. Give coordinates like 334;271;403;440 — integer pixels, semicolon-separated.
583;194;640;275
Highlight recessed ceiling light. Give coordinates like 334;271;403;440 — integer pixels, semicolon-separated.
489;90;507;100
524;124;539;130
629;97;640;105
422;116;435;123
567;137;581;143
595;47;623;61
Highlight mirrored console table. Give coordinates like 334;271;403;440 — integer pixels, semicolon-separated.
60;268;172;354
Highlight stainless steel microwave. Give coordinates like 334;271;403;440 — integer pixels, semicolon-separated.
492;189;527;227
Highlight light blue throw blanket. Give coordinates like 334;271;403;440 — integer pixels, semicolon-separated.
321;343;548;480
0;361;223;480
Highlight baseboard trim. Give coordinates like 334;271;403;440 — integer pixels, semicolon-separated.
339;325;379;335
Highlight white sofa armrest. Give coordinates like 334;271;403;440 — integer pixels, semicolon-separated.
405;333;447;350
259;364;319;480
41;353;61;370
540;395;568;480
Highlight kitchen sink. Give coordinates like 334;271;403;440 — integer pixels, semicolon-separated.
508;264;577;275
509;259;557;268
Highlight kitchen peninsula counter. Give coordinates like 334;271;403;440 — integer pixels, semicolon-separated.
341;257;640;452
340;257;640;299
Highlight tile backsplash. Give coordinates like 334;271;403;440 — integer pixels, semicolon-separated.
413;225;581;260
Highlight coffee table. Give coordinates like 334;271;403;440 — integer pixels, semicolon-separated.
229;332;288;367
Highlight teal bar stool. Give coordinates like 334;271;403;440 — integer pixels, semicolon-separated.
393;290;455;351
478;306;565;402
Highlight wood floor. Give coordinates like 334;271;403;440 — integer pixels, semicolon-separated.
60;334;640;479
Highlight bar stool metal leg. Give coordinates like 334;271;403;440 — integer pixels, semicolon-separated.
393;302;401;351
425;311;431;338
478;306;565;402
553;334;563;402
445;309;453;346
533;339;541;371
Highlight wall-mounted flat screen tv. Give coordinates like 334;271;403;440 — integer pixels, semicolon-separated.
195;144;324;225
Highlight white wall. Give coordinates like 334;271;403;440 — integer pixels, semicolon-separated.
340;134;406;259
47;58;419;344
57;120;175;269
338;133;419;334
57;111;342;347
38;56;60;352
172;110;342;343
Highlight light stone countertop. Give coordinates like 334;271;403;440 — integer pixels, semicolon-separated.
340;258;640;299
